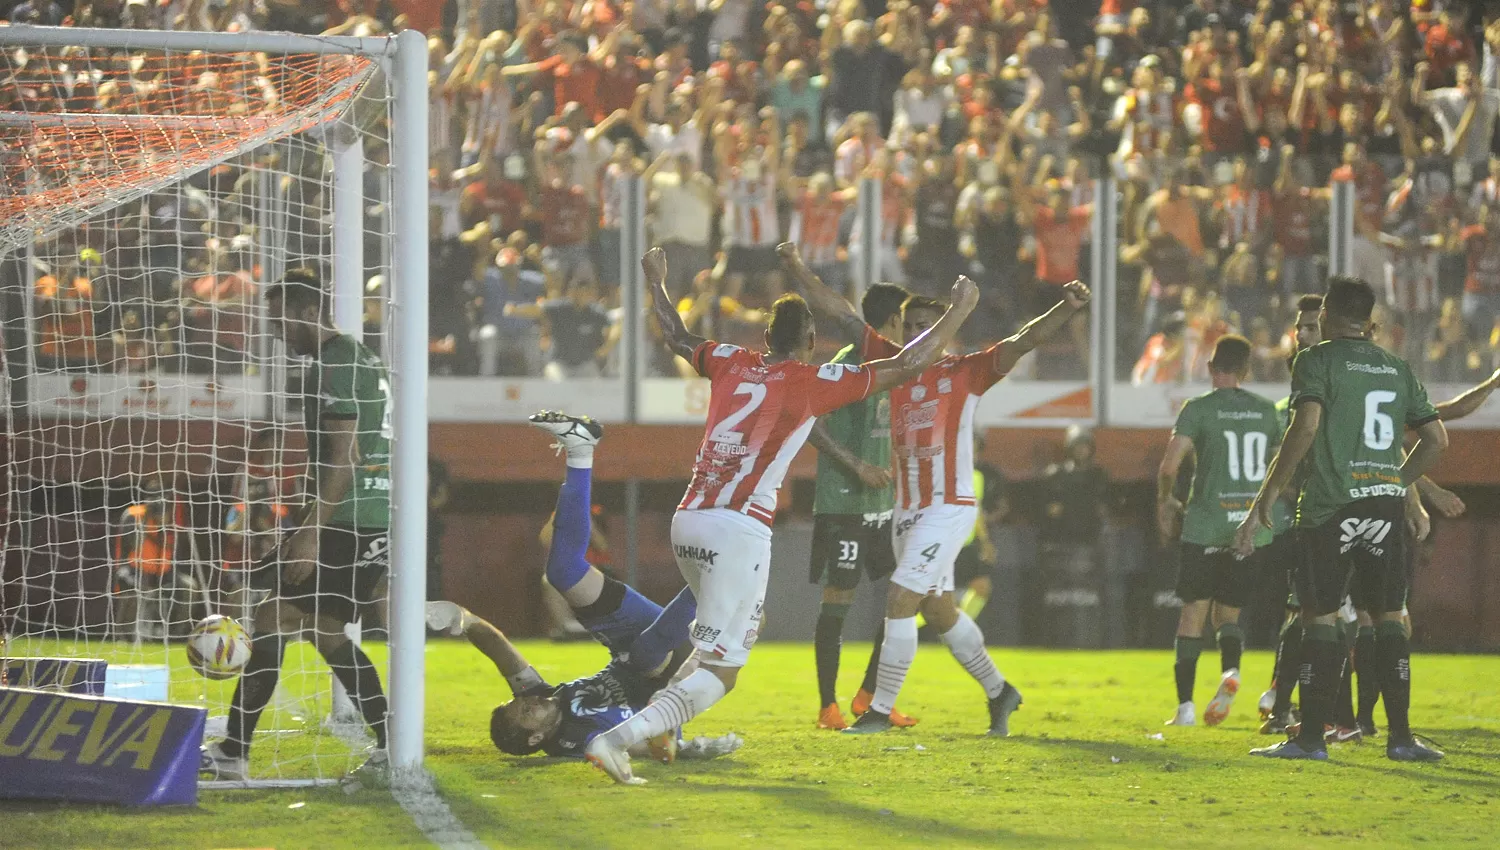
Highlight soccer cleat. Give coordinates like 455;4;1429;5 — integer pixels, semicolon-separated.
1250;739;1329;760
199;742;249;782
1325;725;1363;744
646;730;679;764
1165;701;1196;727
585;736;646;785
851;689;919;727
346;749;391;788
675;733;744;760
1387;736;1444;762
843;709;895;735
987;682;1023;737
529;410;603;455
1257;688;1277;720
424;601;466;636
1357;718;1380;738
817;703;848;730
1203;669;1240;727
1259;712;1292;735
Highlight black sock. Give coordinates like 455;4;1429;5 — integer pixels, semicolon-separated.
1174;636;1203;705
1354;625;1379;725
1272;616;1302;716
324;641;389;749
223;633;286;759
814;604;848;708
1376;621;1412;741
1334;621;1356;728
860;618;886;695
1216;623;1244;674
1297;624;1342;750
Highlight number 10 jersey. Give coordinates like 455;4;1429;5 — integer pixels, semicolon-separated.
680;341;876;525
1172;386;1281;549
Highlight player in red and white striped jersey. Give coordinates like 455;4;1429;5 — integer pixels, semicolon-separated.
789;244;1090;736
584;247;979;784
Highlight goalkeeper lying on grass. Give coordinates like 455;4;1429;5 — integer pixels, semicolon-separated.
425;411;742;762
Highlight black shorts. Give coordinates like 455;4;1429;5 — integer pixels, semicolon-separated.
274;527;390;624
809;513;896;591
1348;523;1417;614
726;245;779;277
1176;543;1258;608
1295;497;1408;618
1260;530;1301;608
953;542;991;588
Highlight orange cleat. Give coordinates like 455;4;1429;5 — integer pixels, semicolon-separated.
851;689;920;727
817;703;848;730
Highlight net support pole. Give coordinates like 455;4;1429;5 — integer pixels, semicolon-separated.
854;177;880;303
387;28;429;773
620;175;646;587
329;134;365;726
332;136;366;344
1329;171;1354;278
1090;175;1115;426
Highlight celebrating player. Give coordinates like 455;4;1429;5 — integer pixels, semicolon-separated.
1156;335;1280;727
202;269;392;782
582;247;978;784
1235;277;1448;762
426;411;740;761
788;242;1091;736
805;282;918;731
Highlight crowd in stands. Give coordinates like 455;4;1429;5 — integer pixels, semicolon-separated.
7;0;1500;387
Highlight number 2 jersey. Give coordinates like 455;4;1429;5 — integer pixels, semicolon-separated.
862;329;1010;511
679;341;877;525
1290;338;1439;528
1172;387;1281;549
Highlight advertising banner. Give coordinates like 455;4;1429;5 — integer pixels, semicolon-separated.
0;687;205;806
1;658;106;695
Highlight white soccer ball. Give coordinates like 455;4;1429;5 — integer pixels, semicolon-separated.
186;615;252;680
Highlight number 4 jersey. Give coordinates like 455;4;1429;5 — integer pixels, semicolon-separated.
1290;338;1439;528
1172;387;1281;548
680;341;877;525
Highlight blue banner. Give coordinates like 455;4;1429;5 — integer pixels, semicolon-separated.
0;687;205;806
2;658;107;696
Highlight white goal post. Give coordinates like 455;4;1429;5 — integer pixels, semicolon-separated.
0;24;429;781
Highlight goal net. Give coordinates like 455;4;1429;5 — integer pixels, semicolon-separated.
0;27;429;787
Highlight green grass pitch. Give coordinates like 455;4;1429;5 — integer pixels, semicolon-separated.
5;640;1500;849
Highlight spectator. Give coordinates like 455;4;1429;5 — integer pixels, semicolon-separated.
770;59;825;128
506;273;616;380
1132;312;1188;386
825;19;901;139
647;151;717;297
478;247;546;376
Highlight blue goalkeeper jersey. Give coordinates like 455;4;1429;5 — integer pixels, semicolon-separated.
540;660;661;757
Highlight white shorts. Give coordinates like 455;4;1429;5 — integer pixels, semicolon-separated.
890;503;977;596
671;508;773;668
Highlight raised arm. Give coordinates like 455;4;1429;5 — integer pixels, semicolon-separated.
863;276;980;393
990;281;1092;375
642;247;707;363
1435;368;1500;421
776;241;868;341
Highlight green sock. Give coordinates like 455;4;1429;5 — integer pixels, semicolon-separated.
1216;623;1244;673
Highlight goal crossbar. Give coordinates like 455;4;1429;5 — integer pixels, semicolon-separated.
0;24;393;55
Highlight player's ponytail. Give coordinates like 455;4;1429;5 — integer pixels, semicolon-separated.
766;294;814;356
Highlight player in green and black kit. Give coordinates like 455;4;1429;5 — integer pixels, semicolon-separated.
807;283;916;731
1255;295;1324;735
1157;336;1280;728
1235;277;1448;762
203;268;393;782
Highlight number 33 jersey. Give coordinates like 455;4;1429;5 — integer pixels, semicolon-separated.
1290;338;1439;528
1172;387;1281;548
681;341;876;525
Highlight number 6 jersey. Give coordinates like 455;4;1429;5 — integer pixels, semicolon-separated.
681;341;876;525
1290;338;1439;528
1172;387;1281;548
